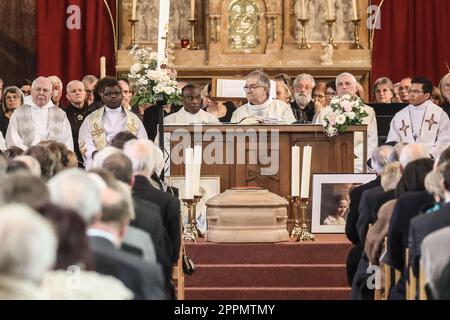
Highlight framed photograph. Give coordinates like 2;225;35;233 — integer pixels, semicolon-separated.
311;173;377;233
167;176;221;234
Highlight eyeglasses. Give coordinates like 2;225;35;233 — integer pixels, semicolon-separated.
103;91;122;97
408;89;424;95
243;85;264;92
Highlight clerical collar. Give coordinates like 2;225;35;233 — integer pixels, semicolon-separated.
104;106;124;115
28;99;54;110
248;98;271;110
410;100;428;110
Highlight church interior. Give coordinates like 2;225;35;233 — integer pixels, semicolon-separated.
1;0;450;304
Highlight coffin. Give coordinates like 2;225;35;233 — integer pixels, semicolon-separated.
205;187;289;243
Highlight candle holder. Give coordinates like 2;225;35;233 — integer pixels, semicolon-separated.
193;195;204;237
296;198;315;242
290;196;303;238
127;19;139;50
297;18;311;50
187;18;199;50
325;18;338;50
350;19;363;49
182;198;199;242
285;196;297;236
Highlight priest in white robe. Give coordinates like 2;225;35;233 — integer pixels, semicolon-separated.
230;70;296;124
336;73;378;173
5;77;73;151
387;77;450;159
78;79;147;168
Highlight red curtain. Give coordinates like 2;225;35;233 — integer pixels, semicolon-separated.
36;0;116;87
372;0;450;86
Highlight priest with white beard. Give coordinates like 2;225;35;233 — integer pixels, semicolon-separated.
5;77;73;151
387;76;450;159
230;70;296;124
78;78;147;169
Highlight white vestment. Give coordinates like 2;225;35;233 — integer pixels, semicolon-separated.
230;99;296;124
387;100;450;159
164;107;221;125
5;101;74;151
78;106;147;168
314;104;378;173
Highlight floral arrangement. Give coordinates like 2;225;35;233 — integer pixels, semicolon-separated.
128;45;182;107
322;95;368;137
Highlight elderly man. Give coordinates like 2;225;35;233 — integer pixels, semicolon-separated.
291;73;316;123
47;76;63;108
336;72;378;172
231;70;296;124
78;78;147;169
398;77;412;103
439;73;450;117
82;75;98;107
387;77;450;159
5;76;73;151
64;80;94;166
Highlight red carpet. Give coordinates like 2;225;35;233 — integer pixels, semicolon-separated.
184;234;352;300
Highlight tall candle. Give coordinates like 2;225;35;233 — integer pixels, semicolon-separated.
301;0;306;19
327;0;333;19
100;56;106;78
300;146;312;198
291;146;300;197
191;0;195;19
131;0;137;20
193;145;202;196
157;0;170;68
352;0;358;19
185;147;194;199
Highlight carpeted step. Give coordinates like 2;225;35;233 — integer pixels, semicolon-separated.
185;287;351;300
185;264;348;288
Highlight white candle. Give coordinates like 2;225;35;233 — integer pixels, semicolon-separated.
157;0;170;69
131;0;137;20
100;56;106;78
300;146;312;198
327;0;333;19
191;0;195;20
301;0;306;19
185;148;194;199
352;0;358;20
291;146;300;197
193;145;202;196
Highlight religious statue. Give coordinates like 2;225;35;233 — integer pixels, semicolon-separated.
169;1;191;42
320;42;333;65
136;0;158;43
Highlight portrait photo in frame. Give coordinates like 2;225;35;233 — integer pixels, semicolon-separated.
167;175;221;234
311;173;376;233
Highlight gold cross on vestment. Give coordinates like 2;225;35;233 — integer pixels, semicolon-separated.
127;119;138;133
92;123;105;138
425;114;438;131
399;120;410;137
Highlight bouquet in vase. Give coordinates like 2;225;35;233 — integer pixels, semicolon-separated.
322;95;368;137
128;45;182;107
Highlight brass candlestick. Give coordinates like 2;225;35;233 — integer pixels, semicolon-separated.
187;18;199;50
297;18;311;49
350;19;364;49
182;198;198;242
193;195;204;237
290;196;302;238
325;18;338;49
127;19;139;50
285;196;296;236
297;198;315;242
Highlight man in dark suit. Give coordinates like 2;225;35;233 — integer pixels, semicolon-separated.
123;139;181;265
88;187;167;300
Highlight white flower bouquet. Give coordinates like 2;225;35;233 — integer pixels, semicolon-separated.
322;95;368;137
128;45;182;106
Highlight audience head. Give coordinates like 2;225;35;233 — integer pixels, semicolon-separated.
14;155;41;177
2;86;24;115
31;77;53;107
118;79;133;108
373;77;394;103
82;75;98;105
409;76;433;106
100;78;122;109
244;70;270;105
0;171;49;209
336;72;357;97
91;146;121;169
439;73;450;103
431;86;445;106
275;79;292;104
424;168;444;203
437;145;450;167
47;168;102;224
123;139;156;179
6;160;30;174
371;145;394;175
325;80;337;106
25;145;57;180
3;146;24;159
392;82;402;102
47;76;63;105
381;162;402;191
16;78;32;96
399;143;430;169
440;161;450;194
0;204;57;286
66;80;86;108
396;158;434;196
311;82;327;110
109;131;137;149
102;152;133;185
399;77;412;103
181;84;202;114
293;73;315;107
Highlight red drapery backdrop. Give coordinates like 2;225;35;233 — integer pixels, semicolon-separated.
36;0;116;88
372;0;450;87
